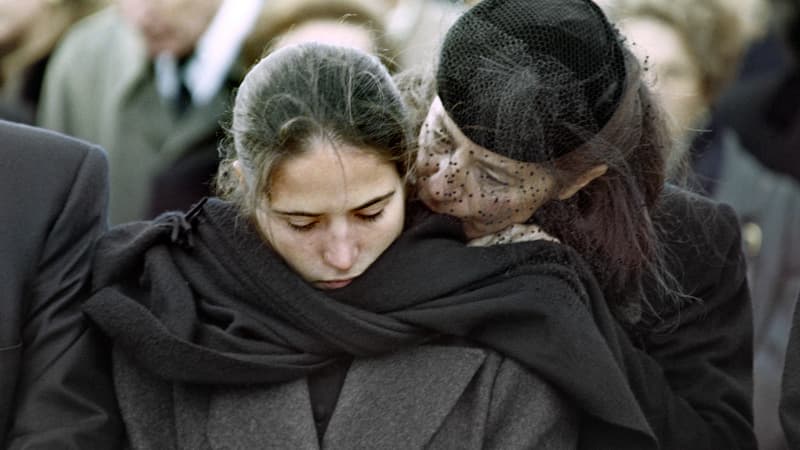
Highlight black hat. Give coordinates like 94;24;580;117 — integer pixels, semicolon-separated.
437;0;627;162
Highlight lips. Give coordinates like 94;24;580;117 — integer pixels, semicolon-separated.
316;279;353;290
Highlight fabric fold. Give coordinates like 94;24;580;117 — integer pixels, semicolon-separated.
84;198;656;448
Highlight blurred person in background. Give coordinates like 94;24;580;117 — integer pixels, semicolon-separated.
0;0;105;123
38;0;392;224
238;0;395;71
379;0;465;70
607;0;746;175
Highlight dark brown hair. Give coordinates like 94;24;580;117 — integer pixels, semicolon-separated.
216;43;412;217
534;59;675;321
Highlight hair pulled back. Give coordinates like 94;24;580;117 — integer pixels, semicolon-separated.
217;43;412;217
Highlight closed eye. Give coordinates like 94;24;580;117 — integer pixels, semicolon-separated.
481;168;509;186
357;209;384;222
288;220;317;232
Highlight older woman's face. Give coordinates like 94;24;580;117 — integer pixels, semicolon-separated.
118;0;222;57
415;97;558;239
255;140;405;290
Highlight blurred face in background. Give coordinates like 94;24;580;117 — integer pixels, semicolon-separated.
118;0;222;57
620;17;705;135
271;20;377;56
0;0;46;53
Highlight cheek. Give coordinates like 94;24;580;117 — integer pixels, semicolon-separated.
275;236;320;281
259;219;320;279
415;146;443;178
471;192;525;222
469;185;548;223
361;205;404;257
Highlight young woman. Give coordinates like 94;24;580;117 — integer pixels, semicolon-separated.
410;0;754;448
81;43;605;449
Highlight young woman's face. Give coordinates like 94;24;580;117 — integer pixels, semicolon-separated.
415;97;558;239
255;141;405;290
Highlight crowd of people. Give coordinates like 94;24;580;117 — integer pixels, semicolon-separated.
2;0;799;448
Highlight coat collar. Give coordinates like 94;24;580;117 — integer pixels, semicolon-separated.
205;345;487;449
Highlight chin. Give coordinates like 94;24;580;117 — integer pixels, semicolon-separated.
417;191;440;212
462;221;489;239
462;220;510;239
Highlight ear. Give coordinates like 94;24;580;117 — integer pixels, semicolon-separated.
557;164;608;200
232;159;244;181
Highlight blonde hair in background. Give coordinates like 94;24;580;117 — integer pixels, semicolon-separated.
1;0;108;91
240;0;399;72
608;0;748;104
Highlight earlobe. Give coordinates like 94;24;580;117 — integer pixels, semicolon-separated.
232;160;244;182
557;164;608;200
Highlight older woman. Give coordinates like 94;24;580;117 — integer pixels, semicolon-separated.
411;0;755;448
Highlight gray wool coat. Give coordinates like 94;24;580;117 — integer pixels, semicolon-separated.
113;344;578;449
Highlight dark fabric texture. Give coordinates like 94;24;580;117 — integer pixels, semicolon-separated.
696;68;800;189
727;69;800;185
780;292;800;448
84;186;754;450
307;357;352;440
0;120;123;448
437;0;626;162
111;342;579;450
625;186;755;449
145;132;221;219
85;198;656;450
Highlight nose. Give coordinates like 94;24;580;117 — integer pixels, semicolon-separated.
322;222;358;272
419;151;464;202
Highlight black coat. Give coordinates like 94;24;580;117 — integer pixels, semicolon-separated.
0;121;123;448
622;187;755;449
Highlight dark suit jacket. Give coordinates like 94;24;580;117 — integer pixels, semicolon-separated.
0;120;122;448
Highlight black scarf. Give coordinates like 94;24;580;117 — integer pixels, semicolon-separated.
84;198;656;449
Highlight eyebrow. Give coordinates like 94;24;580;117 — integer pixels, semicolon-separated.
271;190;396;217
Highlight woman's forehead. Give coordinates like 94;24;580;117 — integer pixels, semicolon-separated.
267;143;399;214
